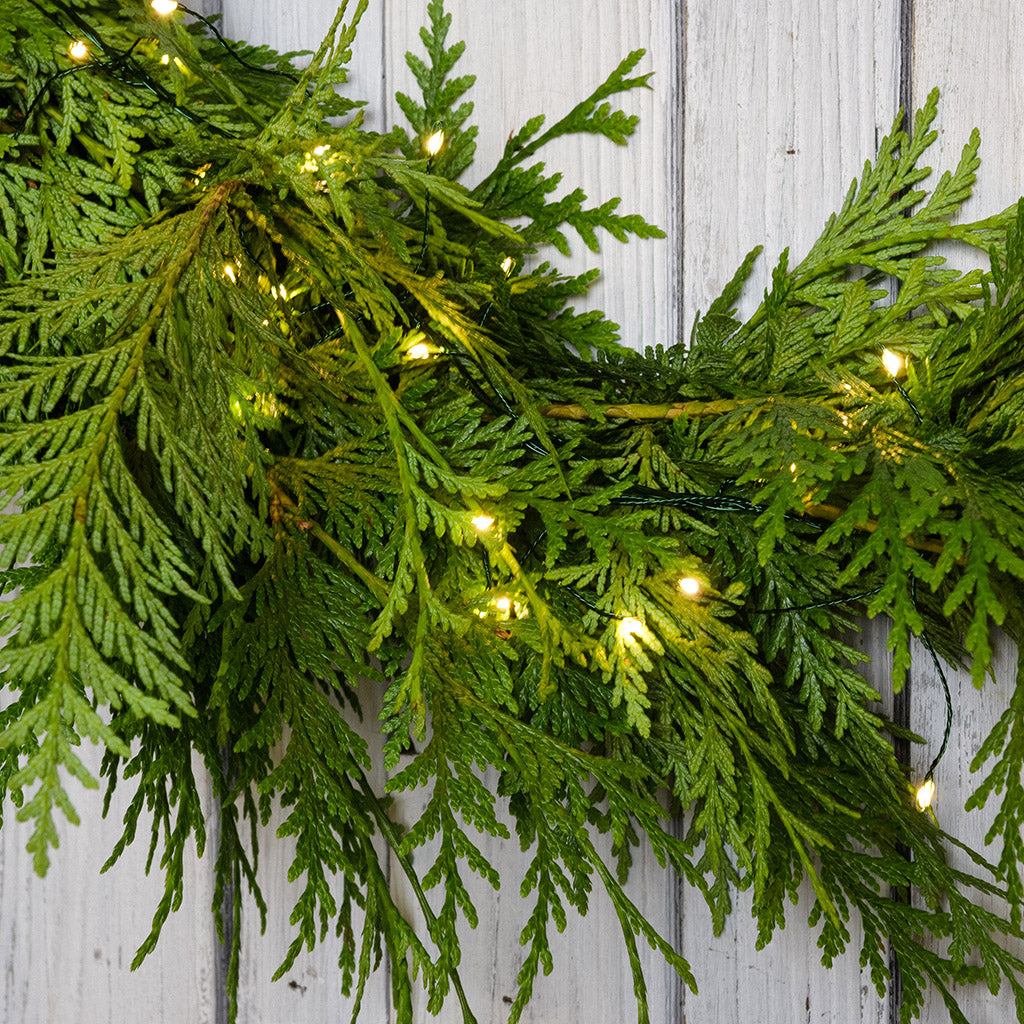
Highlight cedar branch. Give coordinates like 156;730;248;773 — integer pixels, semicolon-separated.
533;404;947;555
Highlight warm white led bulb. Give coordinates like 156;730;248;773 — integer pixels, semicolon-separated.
425;130;445;157
501;256;515;277
223;263;237;284
151;0;180;14
881;348;904;377
408;343;431;360
471;514;495;533
160;53;170;65
679;577;700;597
617;617;644;641
68;40;89;60
915;778;936;811
494;597;512;616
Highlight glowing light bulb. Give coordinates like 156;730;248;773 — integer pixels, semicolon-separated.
160;53;170;65
881;348;904;377
68;40;89;60
679;577;701;597
789;462;798;474
617;617;644;641
425;130;444;157
915;778;936;811
501;256;515;277
494;597;512;617
312;144;330;157
151;0;179;14
223;263;237;283
471;514;495;533
408;343;431;360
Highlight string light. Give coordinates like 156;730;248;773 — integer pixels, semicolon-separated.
425;130;445;157
915;777;936;811
617;617;644;641
408;343;431;360
222;263;237;283
160;53;170;65
881;348;904;377
151;0;180;13
68;40;89;60
501;256;515;277
678;577;701;597
471;514;495;533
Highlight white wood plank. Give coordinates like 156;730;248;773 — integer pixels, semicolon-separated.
682;0;902;330
382;0;679;352
912;0;1024;224
911;5;1024;1020
232;692;391;1024
907;636;1024;1024
0;747;219;1024
679;4;901;1020
386;764;680;1023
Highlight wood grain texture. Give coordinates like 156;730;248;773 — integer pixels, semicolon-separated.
681;0;902;330
910;8;1024;1020
908;636;1023;1024
232;694;391;1024
677;5;902;1019
0;746;219;1024
386;765;681;1023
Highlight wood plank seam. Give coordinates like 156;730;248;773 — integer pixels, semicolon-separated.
887;3;915;1023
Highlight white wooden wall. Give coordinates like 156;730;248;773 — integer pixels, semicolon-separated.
3;2;1024;1021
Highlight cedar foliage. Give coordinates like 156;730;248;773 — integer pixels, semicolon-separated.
2;2;1024;1022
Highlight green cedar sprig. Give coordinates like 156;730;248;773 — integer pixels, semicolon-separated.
4;3;1024;1024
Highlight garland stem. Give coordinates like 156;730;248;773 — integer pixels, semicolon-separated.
537;399;744;420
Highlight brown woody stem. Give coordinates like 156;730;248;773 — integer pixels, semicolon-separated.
803;503;945;556
538;399;746;421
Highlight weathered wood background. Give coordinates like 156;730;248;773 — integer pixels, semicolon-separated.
3;1;1023;1021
